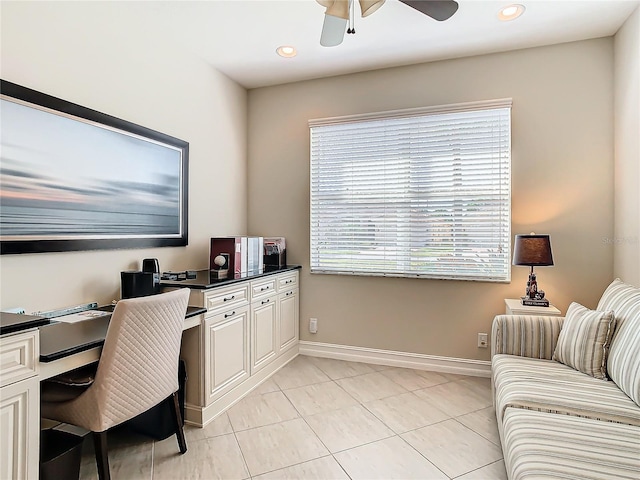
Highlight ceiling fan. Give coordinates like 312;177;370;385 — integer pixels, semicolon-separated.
318;0;459;47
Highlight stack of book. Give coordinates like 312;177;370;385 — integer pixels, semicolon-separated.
210;236;266;278
521;296;550;307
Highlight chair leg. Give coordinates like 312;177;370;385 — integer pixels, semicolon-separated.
169;392;187;454
93;431;111;480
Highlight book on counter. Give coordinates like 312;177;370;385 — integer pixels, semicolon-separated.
210;236;265;277
210;237;245;277
247;236;264;274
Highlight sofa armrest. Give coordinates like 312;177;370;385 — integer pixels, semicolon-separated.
491;315;565;360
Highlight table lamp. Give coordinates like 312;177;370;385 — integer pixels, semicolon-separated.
512;233;554;306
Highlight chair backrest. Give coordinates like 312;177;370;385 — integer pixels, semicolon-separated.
90;288;190;430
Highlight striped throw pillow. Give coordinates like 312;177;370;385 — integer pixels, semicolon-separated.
552;302;615;380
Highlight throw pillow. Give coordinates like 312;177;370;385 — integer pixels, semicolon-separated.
552;302;615;380
607;313;640;407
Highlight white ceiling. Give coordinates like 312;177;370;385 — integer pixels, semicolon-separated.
131;0;638;89
8;1;639;89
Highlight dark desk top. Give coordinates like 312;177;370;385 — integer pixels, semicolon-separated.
1;312;50;336
39;305;206;362
159;265;301;290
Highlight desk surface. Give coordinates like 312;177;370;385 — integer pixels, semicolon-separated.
0;312;50;335
39;305;206;362
160;265;301;290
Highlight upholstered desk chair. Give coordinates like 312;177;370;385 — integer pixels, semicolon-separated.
41;288;191;480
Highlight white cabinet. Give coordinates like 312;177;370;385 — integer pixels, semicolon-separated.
204;306;250;404
250;277;279;374
278;288;299;353
0;329;39;480
180;268;300;427
250;295;278;374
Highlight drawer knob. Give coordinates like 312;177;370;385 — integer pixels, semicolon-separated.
224;311;236;318
262;299;270;305
260;286;270;291
223;295;235;302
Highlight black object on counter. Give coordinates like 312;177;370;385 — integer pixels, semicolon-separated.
121;271;156;299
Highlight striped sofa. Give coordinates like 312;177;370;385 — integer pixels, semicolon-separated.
491;278;640;480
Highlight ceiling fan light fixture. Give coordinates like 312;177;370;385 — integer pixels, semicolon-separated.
325;0;350;19
359;0;385;17
498;4;525;21
276;46;297;58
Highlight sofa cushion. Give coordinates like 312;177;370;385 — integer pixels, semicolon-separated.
607;313;640;407
552;302;615;379
597;278;640;332
493;354;640;426
502;408;640;480
597;278;640;406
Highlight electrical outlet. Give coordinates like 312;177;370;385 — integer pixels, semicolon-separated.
478;333;488;348
309;318;318;334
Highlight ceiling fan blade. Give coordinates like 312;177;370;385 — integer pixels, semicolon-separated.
399;0;459;21
320;14;348;47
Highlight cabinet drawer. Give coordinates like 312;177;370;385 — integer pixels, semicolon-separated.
277;272;298;291
250;278;277;301
0;329;38;388
204;284;249;313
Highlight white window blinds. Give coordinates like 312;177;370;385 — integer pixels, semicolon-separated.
309;99;512;282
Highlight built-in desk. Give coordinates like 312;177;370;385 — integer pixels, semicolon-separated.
38;305;206;380
40;305;206;361
0;302;205;479
0;266;300;479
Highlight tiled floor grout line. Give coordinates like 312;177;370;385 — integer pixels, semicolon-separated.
395;433;453;480
230;427;253;479
283;368;458;479
450;459;505;479
276;366;402;479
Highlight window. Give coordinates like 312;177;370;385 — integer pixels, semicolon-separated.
309;99;511;282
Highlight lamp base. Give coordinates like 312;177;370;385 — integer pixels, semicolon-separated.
521;296;550;307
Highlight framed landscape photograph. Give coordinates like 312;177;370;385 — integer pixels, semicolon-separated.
0;80;189;254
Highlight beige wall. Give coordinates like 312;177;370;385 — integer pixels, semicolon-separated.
248;39;615;361
614;6;640;286
0;2;248;313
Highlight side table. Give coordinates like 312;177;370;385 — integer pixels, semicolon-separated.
504;298;562;316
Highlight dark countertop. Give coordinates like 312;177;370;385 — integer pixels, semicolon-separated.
39;305;206;362
1;312;50;336
159;265;301;290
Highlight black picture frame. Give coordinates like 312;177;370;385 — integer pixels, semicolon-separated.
0;80;188;255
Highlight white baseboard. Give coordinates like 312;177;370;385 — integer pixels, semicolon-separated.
299;341;491;377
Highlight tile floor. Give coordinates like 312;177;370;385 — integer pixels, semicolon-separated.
77;355;507;479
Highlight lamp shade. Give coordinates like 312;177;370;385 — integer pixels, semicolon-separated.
512;234;554;266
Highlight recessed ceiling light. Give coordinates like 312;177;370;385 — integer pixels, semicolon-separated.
498;4;525;21
276;46;297;58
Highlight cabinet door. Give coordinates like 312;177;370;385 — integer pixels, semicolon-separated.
0;377;39;480
204;306;250;405
278;289;299;353
250;298;278;374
